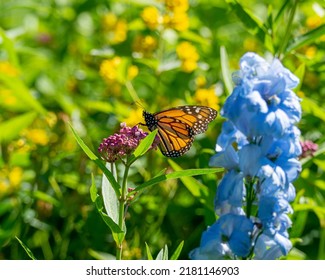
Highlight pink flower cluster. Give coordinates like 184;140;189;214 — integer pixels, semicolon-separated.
98;123;159;162
300;140;318;158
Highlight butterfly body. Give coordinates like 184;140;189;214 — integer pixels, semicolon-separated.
143;105;217;157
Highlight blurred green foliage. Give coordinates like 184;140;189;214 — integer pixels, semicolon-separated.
0;0;325;259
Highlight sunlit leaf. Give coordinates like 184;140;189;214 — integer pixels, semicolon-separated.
0;112;37;143
220;46;233;95
145;242;154;260
286;24;325;54
15;237;37;260
170;241;184;260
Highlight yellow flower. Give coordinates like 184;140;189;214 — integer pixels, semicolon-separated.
167;10;189;31
164;0;189;12
25;128;49;146
9;167;23;187
176;42;199;60
0;61;19;77
127;65;139;80
102;13;118;29
132;35;158;57
102;13;128;44
306;15;323;29
141;6;161;30
0;88;19;107
176;42;199;72
305;46;317;59
194;88;220;110
124;107;143;127
99;57;122;83
195;76;206;88
0;166;23;196
181;59;198;72
99;56;139;86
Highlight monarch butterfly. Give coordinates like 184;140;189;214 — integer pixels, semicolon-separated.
142;105;217;157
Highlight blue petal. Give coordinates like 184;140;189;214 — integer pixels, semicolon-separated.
238;144;263;176
210;144;239;169
254;232;292;260
214;170;245;215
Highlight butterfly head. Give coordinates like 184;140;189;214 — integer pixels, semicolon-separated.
143;111;158;131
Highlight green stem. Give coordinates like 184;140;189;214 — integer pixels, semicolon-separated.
125;81;141;105
318;226;325;259
116;159;131;260
245;177;255;219
276;0;299;59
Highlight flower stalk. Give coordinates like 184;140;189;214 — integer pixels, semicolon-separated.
190;52;302;260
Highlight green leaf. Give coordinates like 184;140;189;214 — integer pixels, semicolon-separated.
170;241;184;260
0;112;37;143
92;190;125;246
69;124;121;196
220;46;233;95
180;30;210;45
168;160;216;210
87;249;116;260
226;0;268;45
99;211;124;234
162;245;168;260
15;237;37;260
293;63;305;93
102;163;121;226
0;198;16;216
145;242;154;260
274;0;290;24
0;27;19;66
90;173;97;203
286;24;325;54
129;129;158;163
155;245;168;260
301;97;325;122
69;123;98;160
131;167;222;194
0;76;47;115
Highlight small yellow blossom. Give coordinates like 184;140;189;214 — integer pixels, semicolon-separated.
9;167;23;187
45;112;58;128
195;76;207;88
100;57;122;83
0;61;19;77
0;88;19;107
100;57;138;93
176;42;199;72
0;166;23;196
25;128;50;146
127;65;139;80
305;46;317;59
306;15;324;29
194;88;220;110
141;6;161;30
181;59;198;72
176;42;199;60
167;11;189;31
102;13;128;44
132;35;158;57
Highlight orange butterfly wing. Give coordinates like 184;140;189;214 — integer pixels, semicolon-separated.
143;105;217;157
